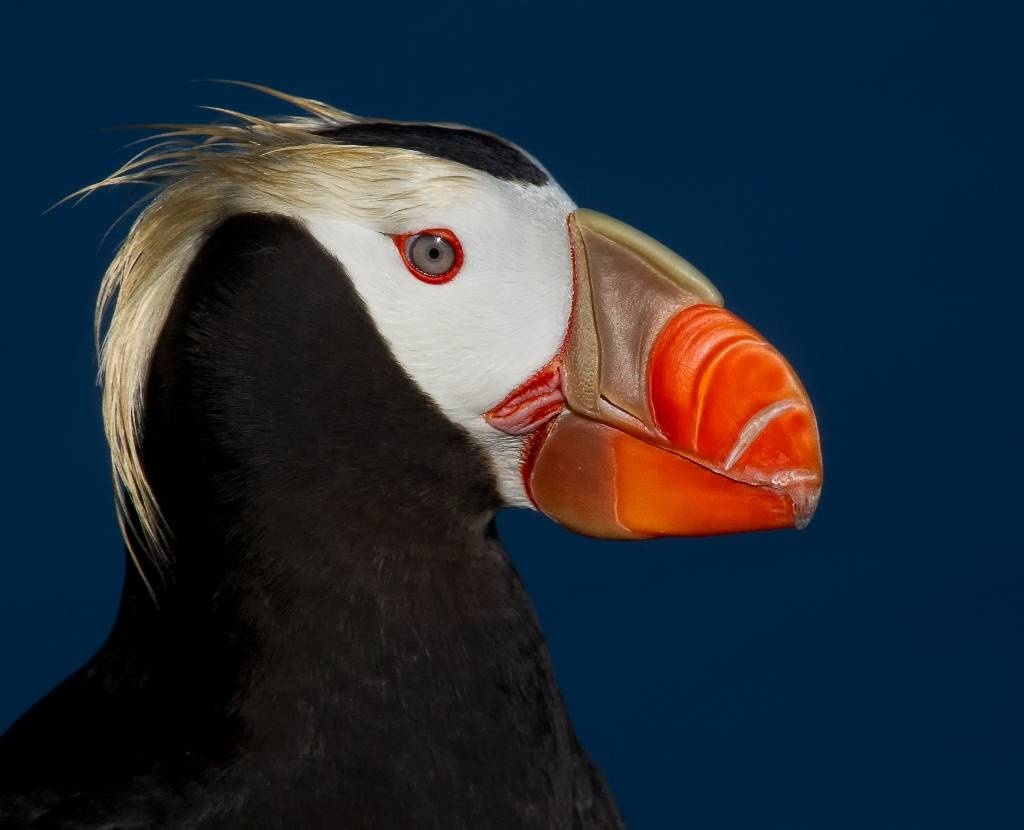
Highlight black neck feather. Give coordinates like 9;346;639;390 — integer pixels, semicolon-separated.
0;213;622;828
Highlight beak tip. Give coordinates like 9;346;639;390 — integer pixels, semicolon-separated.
793;504;817;531
526;211;823;542
782;474;822;530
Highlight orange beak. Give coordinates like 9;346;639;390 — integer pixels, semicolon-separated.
486;209;822;539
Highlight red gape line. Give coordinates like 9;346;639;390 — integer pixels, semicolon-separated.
484;214;581;437
484;361;565;435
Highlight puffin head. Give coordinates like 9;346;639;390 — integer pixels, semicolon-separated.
91;86;822;570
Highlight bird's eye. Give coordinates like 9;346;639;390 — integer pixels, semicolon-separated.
396;229;463;283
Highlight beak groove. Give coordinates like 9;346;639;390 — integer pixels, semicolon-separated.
722;399;801;472
488;209;823;540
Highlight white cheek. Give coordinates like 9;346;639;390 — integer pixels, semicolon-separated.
302;182;574;508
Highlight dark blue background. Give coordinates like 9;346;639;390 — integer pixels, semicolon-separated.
2;1;1021;827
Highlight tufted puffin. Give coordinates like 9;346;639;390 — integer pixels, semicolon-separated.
0;86;822;829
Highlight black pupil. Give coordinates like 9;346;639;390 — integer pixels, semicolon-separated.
409;233;456;277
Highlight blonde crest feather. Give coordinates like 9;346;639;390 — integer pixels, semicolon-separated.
83;86;479;590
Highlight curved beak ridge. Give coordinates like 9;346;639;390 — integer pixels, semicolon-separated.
490;208;822;540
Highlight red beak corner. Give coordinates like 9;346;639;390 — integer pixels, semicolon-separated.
487;209;822;540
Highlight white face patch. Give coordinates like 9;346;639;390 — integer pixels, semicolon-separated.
303;175;576;507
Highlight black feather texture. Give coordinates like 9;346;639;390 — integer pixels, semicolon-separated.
0;214;622;828
317;122;550;186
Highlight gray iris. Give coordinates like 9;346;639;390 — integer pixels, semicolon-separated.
408;234;456;276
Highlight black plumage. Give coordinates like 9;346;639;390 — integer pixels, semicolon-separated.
0;214;623;828
316;121;550;185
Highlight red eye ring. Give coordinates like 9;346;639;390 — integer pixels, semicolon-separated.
393;228;464;284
